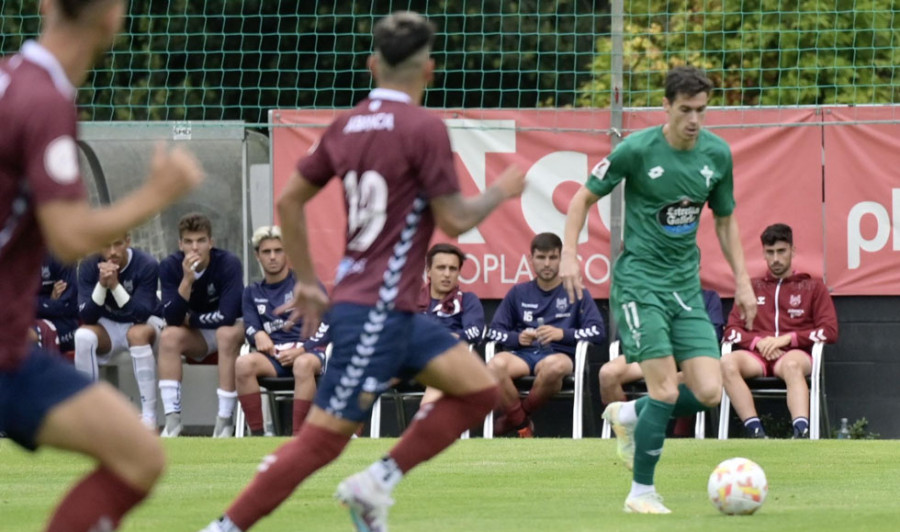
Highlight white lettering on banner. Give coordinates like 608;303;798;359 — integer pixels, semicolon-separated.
446;119;516;244
847;188;900;269
458;253;610;287
521;151;612;243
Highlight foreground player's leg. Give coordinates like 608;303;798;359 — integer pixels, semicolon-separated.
337;343;498;532
38;382;165;531
203;410;355;532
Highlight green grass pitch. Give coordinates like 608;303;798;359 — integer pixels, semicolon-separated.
1;438;897;531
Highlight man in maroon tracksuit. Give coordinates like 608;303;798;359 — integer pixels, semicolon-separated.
721;223;838;438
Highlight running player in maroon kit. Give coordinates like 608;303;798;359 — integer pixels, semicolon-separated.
201;11;526;532
0;2;203;531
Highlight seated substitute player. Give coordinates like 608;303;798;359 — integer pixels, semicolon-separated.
237;225;330;436
200;11;525;532
721;223;838;439
31;253;79;354
73;234;164;430
486;232;605;437
600;286;724;405
158;213;244;438
417;242;485;404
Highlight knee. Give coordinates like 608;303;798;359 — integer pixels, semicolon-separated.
599;363;621;387
780;358;807;380
488;357;509;377
720;354;741;379
293;356;319;379
234;356;256;380
157;328;183;358
540;358;571;381
126;325;153;347
74;328;98;351
216;326;244;354
693;385;722;407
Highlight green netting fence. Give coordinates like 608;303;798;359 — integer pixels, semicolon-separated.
1;1;897;128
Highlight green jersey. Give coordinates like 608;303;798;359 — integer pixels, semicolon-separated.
585;126;735;292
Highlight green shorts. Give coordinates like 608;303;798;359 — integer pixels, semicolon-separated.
611;282;720;364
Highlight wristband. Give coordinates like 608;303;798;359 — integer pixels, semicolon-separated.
91;283;108;306
111;284;131;307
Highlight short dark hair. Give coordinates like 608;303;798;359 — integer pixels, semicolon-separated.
178;213;212;239
57;0;117;20
530;232;562;255
760;223;793;246
426;243;465;269
373;11;436;67
664;66;714;102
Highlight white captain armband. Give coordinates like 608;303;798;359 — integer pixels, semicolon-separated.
91;283;108;306
111;284;131;307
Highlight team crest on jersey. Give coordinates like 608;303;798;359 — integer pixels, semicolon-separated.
700;165;714;187
41;266;50;279
257;304;266;315
556;297;568;312
123;280;133;294
284;292;293;305
207;284;216;296
790;294;802;307
648;166;665;179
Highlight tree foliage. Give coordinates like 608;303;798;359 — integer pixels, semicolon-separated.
579;0;899;108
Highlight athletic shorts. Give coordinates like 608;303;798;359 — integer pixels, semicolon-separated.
263;343;326;378
611;282;719;364
508;346;570;375
747;349;812;378
314;302;459;422
93;316;165;364
185;318;243;361
0;346;93;451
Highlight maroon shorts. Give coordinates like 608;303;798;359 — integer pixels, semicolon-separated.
748;349;812;377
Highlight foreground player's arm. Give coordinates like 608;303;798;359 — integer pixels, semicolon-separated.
561;186;601;302
277;172;329;339
37;145;203;263
714;214;755;329
429;165;525;238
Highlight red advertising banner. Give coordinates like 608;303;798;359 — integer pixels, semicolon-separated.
271;107;853;298
824;107;900;295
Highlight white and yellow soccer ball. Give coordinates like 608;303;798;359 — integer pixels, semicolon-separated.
708;457;768;515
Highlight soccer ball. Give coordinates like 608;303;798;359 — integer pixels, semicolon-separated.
707;457;768;515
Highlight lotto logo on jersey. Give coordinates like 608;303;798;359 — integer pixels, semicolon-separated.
657;198;703;235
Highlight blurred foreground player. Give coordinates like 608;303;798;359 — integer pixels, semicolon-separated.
0;1;203;530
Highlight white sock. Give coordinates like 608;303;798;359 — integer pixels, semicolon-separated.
629;481;656;498
73;328;100;381
366;456;403;492
619;401;638;425
159;379;182;414
217;388;238;419
130;344;157;420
